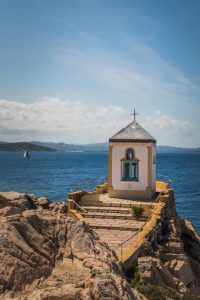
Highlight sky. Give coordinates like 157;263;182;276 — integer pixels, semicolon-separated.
0;0;200;147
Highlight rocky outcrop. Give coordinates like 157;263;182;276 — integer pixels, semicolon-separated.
135;196;200;298
1;191;200;299
0;192;134;300
138;257;176;289
0;191;67;214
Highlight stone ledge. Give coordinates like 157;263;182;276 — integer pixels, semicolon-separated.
122;182;173;270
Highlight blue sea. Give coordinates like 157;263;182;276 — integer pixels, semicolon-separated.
0;151;200;233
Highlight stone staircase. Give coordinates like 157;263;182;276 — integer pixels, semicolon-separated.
78;195;151;229
68;188;160;261
75;199;147;257
82;206;133;220
69;193;155;258
80;205;145;231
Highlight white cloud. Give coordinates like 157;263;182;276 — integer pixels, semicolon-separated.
0;99;196;146
142;111;192;145
0;98;125;143
143;111;192;132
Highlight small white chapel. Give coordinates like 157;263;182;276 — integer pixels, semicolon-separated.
108;110;156;200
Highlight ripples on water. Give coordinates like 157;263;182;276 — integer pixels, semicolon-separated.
0;151;199;233
157;153;200;233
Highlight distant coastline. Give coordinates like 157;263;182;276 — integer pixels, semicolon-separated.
0;141;199;153
0;142;55;152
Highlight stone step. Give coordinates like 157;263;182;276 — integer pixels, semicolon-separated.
85;217;145;231
80;201;104;207
82;206;131;214
82;211;133;220
80;200;155;209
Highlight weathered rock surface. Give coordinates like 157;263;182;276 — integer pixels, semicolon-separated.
136;196;200;298
0;192;134;300
1;191;200;299
138;257;176;288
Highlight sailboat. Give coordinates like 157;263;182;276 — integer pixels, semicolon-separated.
24;149;31;159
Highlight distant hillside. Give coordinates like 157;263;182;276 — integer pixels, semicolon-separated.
0;142;56;152
31;141;200;153
157;145;200;153
31;141;108;152
1;141;199;153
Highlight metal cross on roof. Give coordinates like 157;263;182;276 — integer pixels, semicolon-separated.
131;109;138;123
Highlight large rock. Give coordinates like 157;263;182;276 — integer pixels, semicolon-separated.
0;191;134;300
136;200;200;296
165;258;195;286
138;257;176;289
0;191;38;209
180;219;200;287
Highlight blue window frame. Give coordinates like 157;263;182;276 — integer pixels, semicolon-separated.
121;149;139;181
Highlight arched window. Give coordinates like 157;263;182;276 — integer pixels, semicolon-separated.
121;148;139;181
126;148;134;160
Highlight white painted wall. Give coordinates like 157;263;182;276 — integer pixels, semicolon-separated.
152;143;156;188
110;142;156;192
111;142;146;191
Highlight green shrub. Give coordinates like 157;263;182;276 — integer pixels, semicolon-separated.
130;267;142;288
129;267;181;300
131;206;144;218
137;284;181;300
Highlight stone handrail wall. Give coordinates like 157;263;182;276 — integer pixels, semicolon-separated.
68;191;86;202
68;182;108;203
95;182;109;194
122;182;174;271
68;182;109;219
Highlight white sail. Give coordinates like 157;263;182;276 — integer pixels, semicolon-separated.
24;150;30;159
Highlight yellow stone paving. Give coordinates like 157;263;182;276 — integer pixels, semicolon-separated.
99;193;157;205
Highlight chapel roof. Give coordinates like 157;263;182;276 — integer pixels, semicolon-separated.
109;121;156;143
